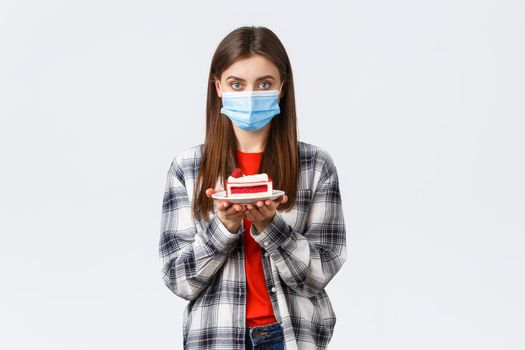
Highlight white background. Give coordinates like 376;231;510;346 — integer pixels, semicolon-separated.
1;1;524;349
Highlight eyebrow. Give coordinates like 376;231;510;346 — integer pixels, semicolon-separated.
225;75;276;82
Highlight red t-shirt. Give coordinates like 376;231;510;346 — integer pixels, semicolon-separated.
236;149;278;327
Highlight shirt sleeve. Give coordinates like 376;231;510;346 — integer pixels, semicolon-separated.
159;155;241;301
250;154;347;298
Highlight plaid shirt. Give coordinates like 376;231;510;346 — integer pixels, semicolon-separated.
159;141;347;350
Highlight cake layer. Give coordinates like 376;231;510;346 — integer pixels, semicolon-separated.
230;185;268;194
226;179;273;197
225;191;272;198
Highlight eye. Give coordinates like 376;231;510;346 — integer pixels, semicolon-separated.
230;82;242;89
259;81;271;89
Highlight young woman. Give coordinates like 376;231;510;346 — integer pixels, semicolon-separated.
159;26;347;350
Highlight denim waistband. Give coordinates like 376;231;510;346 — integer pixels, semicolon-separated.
246;322;284;347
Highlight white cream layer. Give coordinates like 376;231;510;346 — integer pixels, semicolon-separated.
227;173;269;183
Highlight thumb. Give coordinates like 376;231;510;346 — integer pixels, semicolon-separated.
275;194;287;208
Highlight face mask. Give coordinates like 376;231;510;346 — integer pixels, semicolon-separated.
219;81;284;131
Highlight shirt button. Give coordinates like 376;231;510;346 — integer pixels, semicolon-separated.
264;252;269;257
271;287;276;293
238;288;242;294
264;241;269;247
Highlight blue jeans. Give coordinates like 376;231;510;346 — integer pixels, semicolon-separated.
245;322;285;350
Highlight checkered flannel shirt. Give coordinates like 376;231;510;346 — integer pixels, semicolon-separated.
159;141;348;350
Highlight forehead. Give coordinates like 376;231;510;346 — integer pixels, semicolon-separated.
221;54;280;81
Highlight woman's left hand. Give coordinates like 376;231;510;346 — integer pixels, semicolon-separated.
243;194;288;234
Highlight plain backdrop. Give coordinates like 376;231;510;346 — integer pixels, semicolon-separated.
1;1;524;349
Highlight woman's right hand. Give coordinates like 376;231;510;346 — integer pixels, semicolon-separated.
206;188;246;234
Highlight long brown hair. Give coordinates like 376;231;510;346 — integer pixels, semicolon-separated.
193;26;299;223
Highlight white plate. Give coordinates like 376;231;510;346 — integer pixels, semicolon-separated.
211;190;285;204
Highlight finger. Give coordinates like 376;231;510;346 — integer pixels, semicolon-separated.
225;203;244;216
244;211;256;222
256;200;272;216
217;202;236;216
206;188;215;197
260;199;277;211
256;200;267;208
221;208;244;221
221;203;246;217
265;199;279;211
233;203;244;211
245;213;256;222
274;195;287;208
247;203;265;221
226;210;245;220
221;205;238;216
219;201;244;211
258;203;272;218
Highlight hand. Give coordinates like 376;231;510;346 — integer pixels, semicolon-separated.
244;194;288;234
206;188;247;234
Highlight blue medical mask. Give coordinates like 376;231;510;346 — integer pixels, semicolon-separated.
219;82;284;131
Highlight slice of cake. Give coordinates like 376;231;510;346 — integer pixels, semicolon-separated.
225;167;273;198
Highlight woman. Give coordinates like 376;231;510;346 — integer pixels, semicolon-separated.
159;26;347;350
